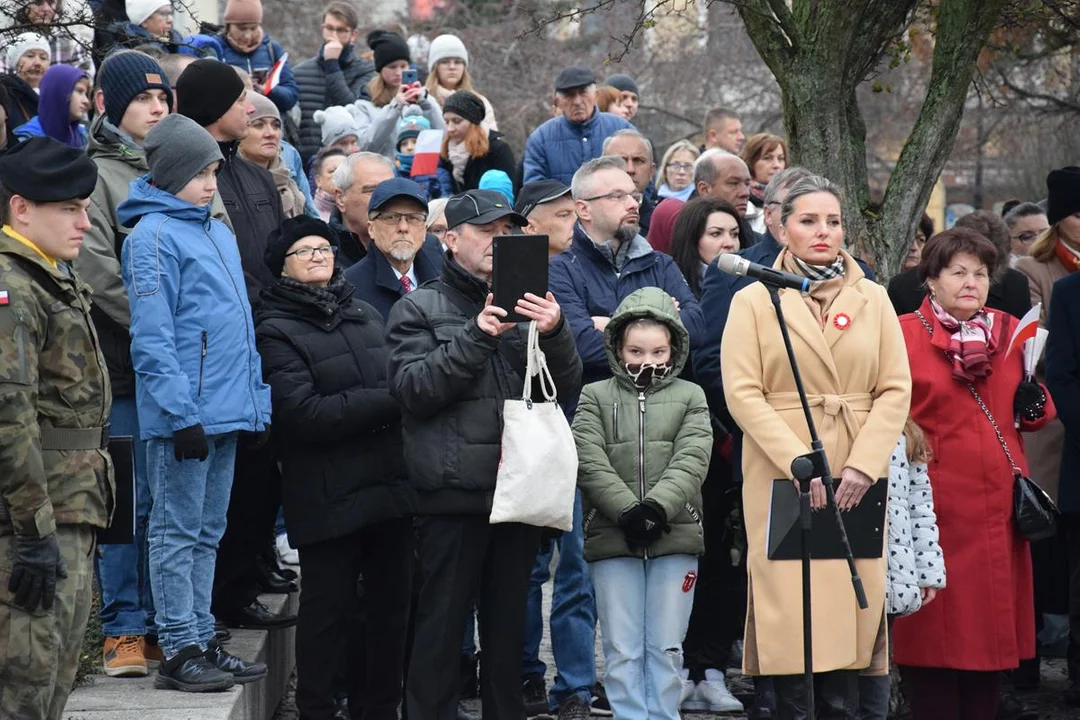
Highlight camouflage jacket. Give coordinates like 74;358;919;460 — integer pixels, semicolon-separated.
0;230;114;538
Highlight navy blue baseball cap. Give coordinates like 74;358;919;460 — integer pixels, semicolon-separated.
368;177;429;215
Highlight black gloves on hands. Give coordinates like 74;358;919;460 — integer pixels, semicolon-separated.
174;424;209;461
619;501;671;552
8;533;67;612
1014;381;1047;422
241;425;271;450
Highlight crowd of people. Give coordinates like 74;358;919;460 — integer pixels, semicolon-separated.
0;2;1078;720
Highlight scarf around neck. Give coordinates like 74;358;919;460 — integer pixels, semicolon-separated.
929;297;996;382
447;139;471;186
266;154;308;219
314;189;337;222
1055;238;1080;273
781;251;846;327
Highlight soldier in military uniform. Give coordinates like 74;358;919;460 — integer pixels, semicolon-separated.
0;137;114;720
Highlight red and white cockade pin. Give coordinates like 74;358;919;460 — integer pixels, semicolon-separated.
833;313;852;330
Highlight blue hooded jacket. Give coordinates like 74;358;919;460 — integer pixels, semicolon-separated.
522;107;634;186
118;177;272;440
218;33;299;113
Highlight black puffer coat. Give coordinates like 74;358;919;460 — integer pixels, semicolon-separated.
294;47;375;166
385;257;582;516
255;273;413;547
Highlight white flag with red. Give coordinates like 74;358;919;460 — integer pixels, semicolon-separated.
1005;302;1041;359
263;52;289;95
410;129;444;178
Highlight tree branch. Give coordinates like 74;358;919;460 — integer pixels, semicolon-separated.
731;0;797;78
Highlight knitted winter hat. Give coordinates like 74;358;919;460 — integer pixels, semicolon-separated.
396;110;430;150
605;73;639;96
144;114;224;196
427;34;468;72
98;51;173;126
443;90;484;126
5;33;50;71
247;90;279;122
313;104;362;147
367;30;410;72
1047;167;1080;227
176;58;245;128
126;0;170;27
223;0;263;23
478;170;513;206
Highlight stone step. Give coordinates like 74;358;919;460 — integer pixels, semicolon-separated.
65;592;297;720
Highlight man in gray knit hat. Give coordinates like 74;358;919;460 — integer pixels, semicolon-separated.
117;113;273;693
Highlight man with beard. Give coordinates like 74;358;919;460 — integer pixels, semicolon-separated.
550;155;705;393
345;177;443;320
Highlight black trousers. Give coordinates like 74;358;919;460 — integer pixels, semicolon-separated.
1064;512;1080;679
773;670;859;720
683;452;746;680
406;515;540;720
212;443;281;614
296;519;414;720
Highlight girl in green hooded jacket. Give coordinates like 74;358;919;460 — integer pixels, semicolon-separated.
572;287;713;720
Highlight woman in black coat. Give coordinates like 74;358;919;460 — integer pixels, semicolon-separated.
256;216;414;720
438;89;517;193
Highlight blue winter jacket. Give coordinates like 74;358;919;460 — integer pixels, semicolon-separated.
550;222;705;397
218;34;299;113
522;108;634;186
118;177;272;440
13;116;89;147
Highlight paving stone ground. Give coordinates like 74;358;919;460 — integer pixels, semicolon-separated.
271;576;1079;719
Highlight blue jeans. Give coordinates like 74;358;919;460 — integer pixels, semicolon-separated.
95;396;154;637
523;490;597;707
147;432;238;658
591;554;697;720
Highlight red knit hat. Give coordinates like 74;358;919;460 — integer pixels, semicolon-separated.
223;0;263;24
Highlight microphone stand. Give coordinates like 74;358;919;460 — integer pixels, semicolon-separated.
766;283;869;719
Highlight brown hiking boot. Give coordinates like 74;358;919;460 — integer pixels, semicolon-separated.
103;636;149;677
145;636;165;668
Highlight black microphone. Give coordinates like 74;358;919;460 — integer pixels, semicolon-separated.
717;253;811;293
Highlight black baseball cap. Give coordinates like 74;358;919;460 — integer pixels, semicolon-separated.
446;190;527;230
515;179;573;218
554;65;595;92
369;177;429;214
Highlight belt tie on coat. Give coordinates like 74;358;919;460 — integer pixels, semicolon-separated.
764;392;873;447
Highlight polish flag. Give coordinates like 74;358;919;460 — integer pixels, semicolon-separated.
1006;302;1041;358
263;53;289;95
410;129;444;178
0;290;8;306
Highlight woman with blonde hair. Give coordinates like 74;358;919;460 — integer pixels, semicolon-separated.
721;173;911;717
656;140;700;202
424;34;497;131
740;133;787;234
350;30;444;160
438;90;516;193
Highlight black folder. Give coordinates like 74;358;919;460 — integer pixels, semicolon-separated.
767;478;886;560
99;436;136;545
492;234;549;323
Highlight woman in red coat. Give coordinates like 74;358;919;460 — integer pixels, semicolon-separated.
893;227;1055;719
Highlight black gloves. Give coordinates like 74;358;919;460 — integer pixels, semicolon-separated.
174;424;209;461
8;533;67;612
1014;381;1047;422
241;425;271;450
619;501;671;551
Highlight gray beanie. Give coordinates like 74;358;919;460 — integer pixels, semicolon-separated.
144;114;224;196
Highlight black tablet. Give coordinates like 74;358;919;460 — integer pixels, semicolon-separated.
492;234;549;323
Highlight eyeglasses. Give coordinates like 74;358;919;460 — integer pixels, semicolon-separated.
374;212;427;226
285;245;337;260
1011;230;1046;244
322;24;353;36
667;162;693;173
581;191;642;205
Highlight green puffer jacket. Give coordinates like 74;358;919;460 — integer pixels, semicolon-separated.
572;287;712;562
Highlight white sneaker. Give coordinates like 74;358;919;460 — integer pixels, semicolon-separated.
276;532;299;565
695;670;744;713
679;673;696;707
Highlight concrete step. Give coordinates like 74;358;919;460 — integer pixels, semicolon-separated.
65;591;298;720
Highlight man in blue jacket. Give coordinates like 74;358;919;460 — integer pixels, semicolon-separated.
550;155;705;394
522;66;634;186
345;177;443;321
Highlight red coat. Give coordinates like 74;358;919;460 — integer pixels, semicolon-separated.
892;298;1054;671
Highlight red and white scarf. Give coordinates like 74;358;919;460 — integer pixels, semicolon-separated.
929;298;996;381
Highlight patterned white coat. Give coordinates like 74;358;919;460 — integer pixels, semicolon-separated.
886;434;946;617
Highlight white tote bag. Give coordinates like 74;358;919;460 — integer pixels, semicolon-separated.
489;321;578;531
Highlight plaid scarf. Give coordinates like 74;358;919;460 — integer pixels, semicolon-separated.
929;298;996;382
789;254;846;281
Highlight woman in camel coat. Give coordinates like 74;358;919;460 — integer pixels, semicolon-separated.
721;175;911;716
